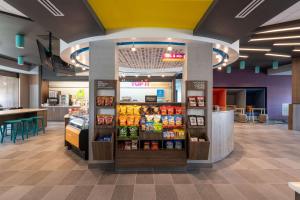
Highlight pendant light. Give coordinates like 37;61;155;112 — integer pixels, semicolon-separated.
17;56;24;65
240;61;246;70
131;42;136;52
272;61;279;69
255;66;260;74
226;66;232;74
16;34;25;48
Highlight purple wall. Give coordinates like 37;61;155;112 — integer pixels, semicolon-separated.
213;69;291;120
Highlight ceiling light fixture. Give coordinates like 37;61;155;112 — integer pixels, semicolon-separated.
235;0;265;18
249;35;300;42
239;55;249;58
240;47;270;52
75;63;79;67
82;67;86;71
167;46;173;51
218;67;222;70
216;44;221;49
256;26;300;34
273;42;300;46
265;53;291;58
167;37;172;41
222;63;226;67
162;74;165;77
135;74;139;77
71;59;75;64
293;49;300;52
224;47;229;53
147;75;151;78
224;58;229;62
76;55;80;59
131;42;136;52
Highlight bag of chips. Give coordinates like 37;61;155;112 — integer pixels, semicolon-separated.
168;116;175;126
153;123;163;132
127;106;134;115
127;115;135;126
119;105;127;115
133;105;141;115
134;115;141;126
129;126;138;138
167;106;174;115
105;115;113;125
119;126;128;138
175;106;182;115
162;116;169;126
175;115;182;126
154;114;161;123
146;122;154;131
152;106;160;114
141;106;149;115
145;115;154;122
97;115;105;125
119;115;127;126
160;106;167;115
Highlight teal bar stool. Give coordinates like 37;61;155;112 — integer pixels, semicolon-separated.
2;120;23;143
20;118;34;139
32;116;45;135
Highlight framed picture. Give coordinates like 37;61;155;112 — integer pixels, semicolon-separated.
196;116;205;126
189;115;197;126
196;96;205;107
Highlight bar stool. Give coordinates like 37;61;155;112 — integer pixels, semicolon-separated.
32;116;45;135
2;120;23;143
20;118;34;139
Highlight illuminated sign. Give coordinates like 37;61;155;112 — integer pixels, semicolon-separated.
162;53;185;62
131;82;150;87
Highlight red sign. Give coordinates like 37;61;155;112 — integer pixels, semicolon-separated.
162;53;185;62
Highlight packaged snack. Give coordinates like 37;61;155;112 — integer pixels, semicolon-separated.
146;122;154;131
170;131;175;139
127;106;134;115
133;105;141;115
145;115;154;122
167;106;174;115
153;123;163;132
160;106;167;115
151;141;159;151
134;115;141;126
105;96;114;106
124;141;131;150
119;105;127;115
175;115;182;126
162;116;169;126
154;114;161;123
140;116;146;131
119;126;128;138
96;96;105;106
127;115;135;126
189;116;197;126
163;131;169;139
132;140;138;150
144;142;150;150
190;137;198;142
175;141;182;150
119;115;127;126
197;116;205;126
152;106;160;114
141;106;149;115
188;96;197;107
199;138;206;142
97;115;105;125
168;116;175;126
166;141;173;149
105;115;113;125
197;96;205;107
129;126;138;138
175;106;182;115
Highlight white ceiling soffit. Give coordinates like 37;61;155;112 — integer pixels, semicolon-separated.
0;0;27;17
262;1;300;26
118;47;185;70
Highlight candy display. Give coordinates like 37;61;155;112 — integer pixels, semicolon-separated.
97;114;114;125
96;96;114;106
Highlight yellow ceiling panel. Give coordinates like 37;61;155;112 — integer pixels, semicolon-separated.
88;0;213;30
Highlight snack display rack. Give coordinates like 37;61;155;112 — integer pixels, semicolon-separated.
115;102;187;168
92;80;116;160
186;80;210;160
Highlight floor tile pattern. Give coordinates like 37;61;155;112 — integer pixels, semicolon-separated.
0;122;298;199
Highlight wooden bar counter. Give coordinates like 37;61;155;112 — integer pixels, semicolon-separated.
0;109;47;126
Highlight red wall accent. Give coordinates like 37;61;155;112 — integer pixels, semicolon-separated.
213;88;227;108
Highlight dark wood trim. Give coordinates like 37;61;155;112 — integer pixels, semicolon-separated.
0;70;18;78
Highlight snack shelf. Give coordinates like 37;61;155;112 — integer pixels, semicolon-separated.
96;106;116;109
187;106;206;109
95;125;115;129
187;125;206;129
117;137;139;141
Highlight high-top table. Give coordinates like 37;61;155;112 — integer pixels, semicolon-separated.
0;109;47;126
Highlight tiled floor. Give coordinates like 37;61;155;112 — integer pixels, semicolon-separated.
0;122;299;199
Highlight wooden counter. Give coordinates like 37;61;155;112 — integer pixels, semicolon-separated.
0;108;47;126
42;106;80;121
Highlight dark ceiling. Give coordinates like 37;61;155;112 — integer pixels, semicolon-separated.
5;0;105;43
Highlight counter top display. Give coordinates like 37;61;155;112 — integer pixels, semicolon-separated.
212;110;234;162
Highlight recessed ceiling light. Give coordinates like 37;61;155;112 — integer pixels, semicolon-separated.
239;55;249;58
167;46;173;51
161;74;165;77
224;47;229;53
293;49;300;52
71;59;75;63
240;47;270;52
222;63;226;67
273;42;300;46
167;37;172;41
76;55;80;59
75;63;79;67
249;35;300;42
216;44;221;49
135;74;139;77
218;67;222;70
265;53;291;58
256;26;300;34
224;58;229;62
131;46;136;52
147;75;151;78
82;67;86;71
